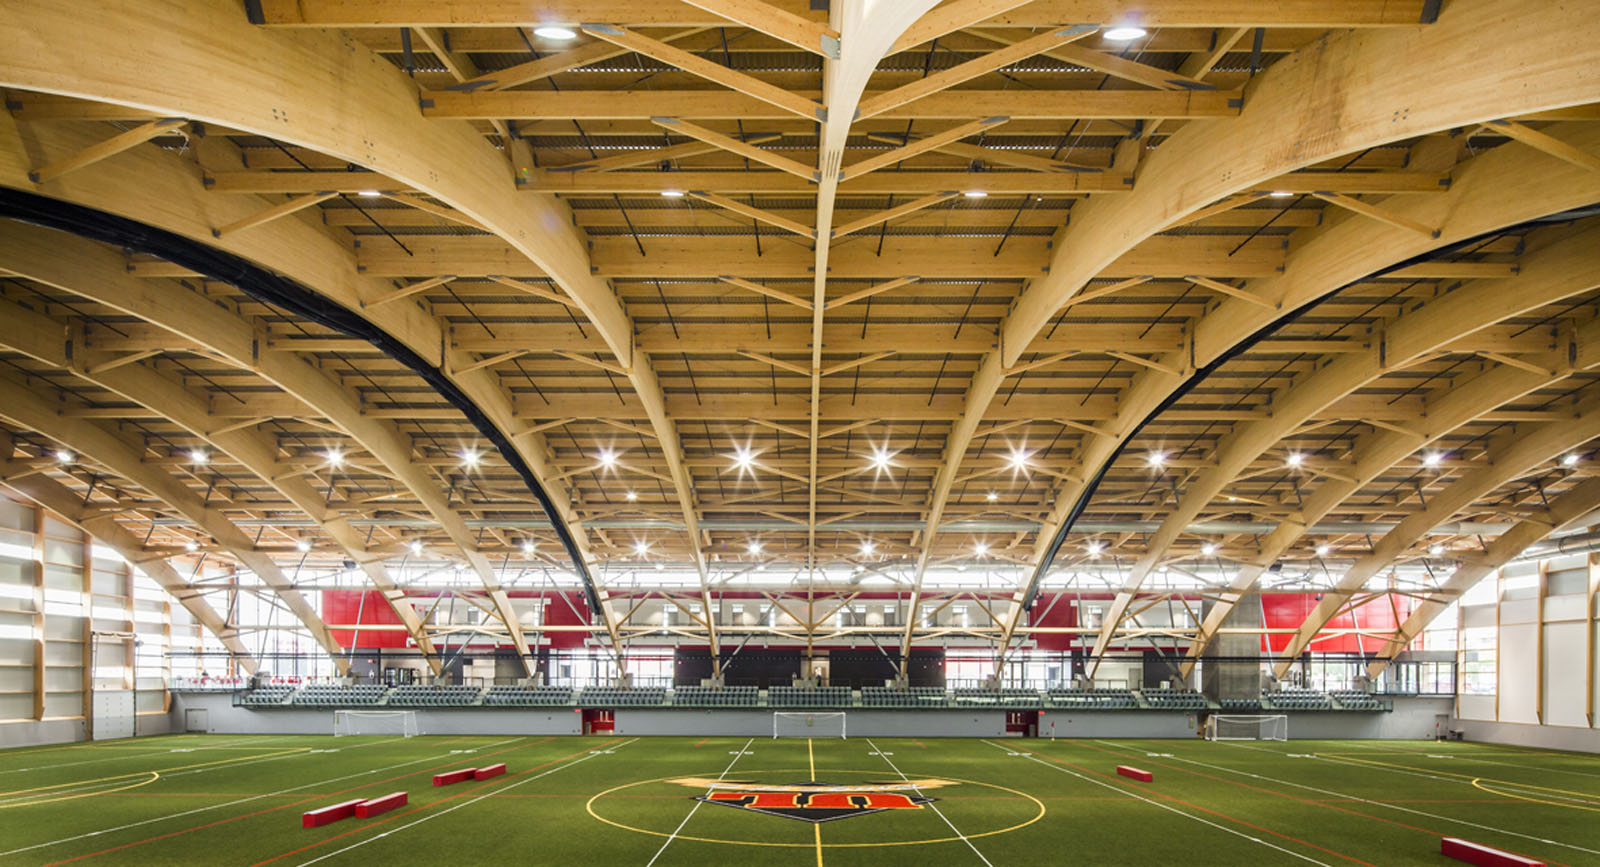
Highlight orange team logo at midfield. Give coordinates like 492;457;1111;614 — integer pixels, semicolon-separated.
667;777;955;824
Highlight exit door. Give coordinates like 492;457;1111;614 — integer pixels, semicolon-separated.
1005;710;1039;737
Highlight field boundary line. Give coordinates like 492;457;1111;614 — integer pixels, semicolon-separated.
981;741;1348;867
289;738;640;867
866;738;992;867
34;736;540;865
1164;740;1597;861
645;737;753;867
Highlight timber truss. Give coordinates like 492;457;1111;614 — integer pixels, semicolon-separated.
0;0;1597;673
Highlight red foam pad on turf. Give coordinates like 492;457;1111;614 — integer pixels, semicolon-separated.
432;768;477;786
473;763;506;780
1116;765;1154;782
1441;838;1545;867
302;798;365;828
355;791;408;818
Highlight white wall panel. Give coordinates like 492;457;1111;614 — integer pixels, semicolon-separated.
1498;623;1539;724
1500;599;1540;625
1543;594;1589;622
1542;622;1588;727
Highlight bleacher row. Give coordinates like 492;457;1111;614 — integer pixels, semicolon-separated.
232;684;1391;711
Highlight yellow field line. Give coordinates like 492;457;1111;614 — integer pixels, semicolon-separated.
0;772;160;809
808;739;822;866
1470;778;1600;812
1325;753;1600;800
0;747;310;796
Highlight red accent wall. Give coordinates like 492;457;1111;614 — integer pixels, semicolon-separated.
1259;592;1415;654
542;591;592;648
1029;594;1079;650
322;590;410;648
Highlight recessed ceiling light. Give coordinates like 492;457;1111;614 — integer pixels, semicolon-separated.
296;539;312;552
963;190;988;199
190;448;209;465
1103;26;1148;41
660;189;686;198
533;25;577;40
54;449;73;463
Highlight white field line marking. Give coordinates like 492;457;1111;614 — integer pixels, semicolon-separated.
645;738;754;867
1359;742;1600;782
866;738;992;867
1119;739;1600;858
0;736;522;858
0;736;267;776
293;738;640;867
982;741;1332;867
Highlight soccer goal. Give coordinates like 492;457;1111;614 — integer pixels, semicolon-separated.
1205;714;1288;741
333;709;420;737
773;712;846;739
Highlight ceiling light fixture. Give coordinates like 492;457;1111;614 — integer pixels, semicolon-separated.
986;491;999;502
660;189;686;198
522;540;537;556
1562;452;1580;467
1103;25;1148;41
1268;190;1295;198
1422;451;1444;467
963;190;988;199
731;447;756;473
597;448;618;468
625;489;638;501
747;540;762;555
356;190;382;197
190;448;209;465
1201;543;1217;556
1006;448;1031;471
184;540;199;553
1147;451;1166;468
409;540;423;555
1087;541;1104;557
868;446;893;472
533;25;577;40
324;448;343;468
296;539;311;553
860;541;876;556
459;448;480;469
634;541;650;556
1286;452;1304;467
54;449;73;463
974;542;989;557
1315;544;1331;557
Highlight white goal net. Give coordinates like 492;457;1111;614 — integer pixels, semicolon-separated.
773;712;846;739
334;709;420;737
1205;714;1288;741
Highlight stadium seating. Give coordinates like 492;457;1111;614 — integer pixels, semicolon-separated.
768;685;851;707
387;685;482;707
482;685;573;706
861;687;949;707
1265;688;1333;710
1140;687;1209;710
673;685;758;707
1329;689;1386;711
1219;697;1265;712
577;686;667;706
1047;688;1138;709
291;685;388;707
952;688;1042;707
240;685;296;706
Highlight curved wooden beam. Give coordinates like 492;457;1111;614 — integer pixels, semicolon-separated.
0;219;536;671
0;290;442;672
1273;413;1600;677
0;0;668;660
1090;220;1600;659
0;372;349;671
900;0;1600;664
1366;475;1600;677
0;436;257;672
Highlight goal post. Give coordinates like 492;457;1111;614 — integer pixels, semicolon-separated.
773;712;846;739
1205;714;1288;742
333;709;420;737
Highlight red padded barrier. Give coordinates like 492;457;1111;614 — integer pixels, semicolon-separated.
1441;838;1545;867
473;763;507;780
432;768;477;786
302;799;365;828
1116;765;1154;782
355;791;408;818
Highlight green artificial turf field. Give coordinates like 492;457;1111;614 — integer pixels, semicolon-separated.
2;733;1597;866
